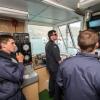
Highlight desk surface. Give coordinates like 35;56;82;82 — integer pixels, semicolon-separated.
34;64;46;70
22;71;38;88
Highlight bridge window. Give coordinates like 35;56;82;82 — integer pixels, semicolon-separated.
28;24;52;55
68;21;81;48
58;21;81;56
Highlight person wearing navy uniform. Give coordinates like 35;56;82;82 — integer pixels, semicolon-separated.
57;29;100;100
0;35;26;100
45;30;62;100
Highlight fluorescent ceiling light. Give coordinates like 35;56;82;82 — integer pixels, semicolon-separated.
79;0;95;3
42;0;74;11
77;0;99;8
79;0;95;4
0;7;28;15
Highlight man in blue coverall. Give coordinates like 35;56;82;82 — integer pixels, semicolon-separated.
0;35;26;100
57;29;100;100
45;30;62;100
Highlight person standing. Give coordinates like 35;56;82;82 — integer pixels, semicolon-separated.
57;29;100;100
0;35;26;100
45;30;62;100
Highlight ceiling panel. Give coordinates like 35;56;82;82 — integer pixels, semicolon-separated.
27;0;79;10
0;0;99;23
28;1;48;16
42;0;79;10
29;12;81;25
56;0;79;9
27;0;82;25
0;0;82;24
38;6;78;21
0;0;27;11
31;16;61;24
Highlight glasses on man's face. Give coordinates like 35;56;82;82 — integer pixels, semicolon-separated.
52;33;57;36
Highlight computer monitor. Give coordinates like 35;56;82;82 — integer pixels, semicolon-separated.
87;15;100;32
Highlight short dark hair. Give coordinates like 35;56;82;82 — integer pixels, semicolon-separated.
78;29;99;52
0;35;14;49
48;30;56;39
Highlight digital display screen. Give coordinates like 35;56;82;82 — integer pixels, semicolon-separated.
87;16;100;32
89;19;100;28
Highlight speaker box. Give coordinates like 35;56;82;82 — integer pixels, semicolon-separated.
13;33;32;65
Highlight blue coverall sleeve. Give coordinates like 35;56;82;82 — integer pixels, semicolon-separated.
0;62;24;100
0;61;24;83
0;81;19;100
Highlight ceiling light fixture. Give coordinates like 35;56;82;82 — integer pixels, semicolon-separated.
77;0;100;8
0;7;28;15
79;0;95;3
42;0;75;11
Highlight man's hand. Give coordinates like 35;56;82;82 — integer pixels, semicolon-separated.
16;52;24;63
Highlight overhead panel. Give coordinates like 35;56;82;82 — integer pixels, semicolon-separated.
28;1;48;17
39;6;80;22
32;15;61;25
0;0;28;19
77;0;100;10
27;0;82;25
42;0;79;10
39;6;68;21
0;0;27;11
27;0;81;25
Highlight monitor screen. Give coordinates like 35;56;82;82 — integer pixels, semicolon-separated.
87;15;100;32
89;19;100;28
